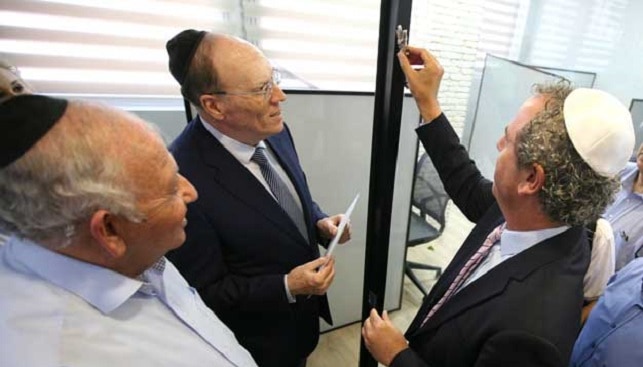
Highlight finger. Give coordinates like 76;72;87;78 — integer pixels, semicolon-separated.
382;310;391;322
332;214;343;225
397;50;414;75
306;256;328;269
322;259;336;283
329;226;338;238
316;257;333;275
323;263;336;288
362;325;372;347
419;48;442;72
369;308;381;321
342;222;352;242
314;258;334;284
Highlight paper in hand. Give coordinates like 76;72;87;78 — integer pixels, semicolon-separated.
324;193;360;259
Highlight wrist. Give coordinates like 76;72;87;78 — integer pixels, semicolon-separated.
419;104;442;123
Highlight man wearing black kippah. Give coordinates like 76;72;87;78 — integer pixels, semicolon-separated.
0;95;257;367
0;59;33;246
165;30;351;367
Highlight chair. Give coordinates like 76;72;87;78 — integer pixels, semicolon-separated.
405;152;450;296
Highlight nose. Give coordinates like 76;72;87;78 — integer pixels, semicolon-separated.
496;136;504;152
179;174;198;203
271;84;287;103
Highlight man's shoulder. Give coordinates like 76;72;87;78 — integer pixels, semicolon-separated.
610;257;643;288
169;117;202;153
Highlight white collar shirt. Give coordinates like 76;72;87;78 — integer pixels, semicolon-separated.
0;236;257;367
458;225;569;292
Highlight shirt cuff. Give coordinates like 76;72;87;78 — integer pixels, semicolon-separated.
419;113;444;126
284;275;296;303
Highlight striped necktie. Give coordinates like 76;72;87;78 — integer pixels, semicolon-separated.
421;223;505;327
252;146;309;242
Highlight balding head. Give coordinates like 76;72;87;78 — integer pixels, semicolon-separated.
180;33;270;109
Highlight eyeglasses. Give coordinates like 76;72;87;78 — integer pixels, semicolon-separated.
209;69;282;100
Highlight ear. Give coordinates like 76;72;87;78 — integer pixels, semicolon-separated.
199;94;225;120
518;163;545;196
89;210;127;259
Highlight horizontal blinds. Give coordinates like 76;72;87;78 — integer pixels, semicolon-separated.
525;0;627;72
0;0;241;96
4;0;594;97
244;0;380;91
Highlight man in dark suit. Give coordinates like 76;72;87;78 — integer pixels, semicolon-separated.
164;30;351;367
362;47;635;367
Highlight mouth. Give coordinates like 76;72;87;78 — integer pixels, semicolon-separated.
269;110;281;118
182;218;188;227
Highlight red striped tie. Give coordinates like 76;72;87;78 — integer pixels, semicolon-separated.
421;223;504;327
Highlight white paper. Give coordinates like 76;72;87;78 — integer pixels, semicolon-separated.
324;193;360;258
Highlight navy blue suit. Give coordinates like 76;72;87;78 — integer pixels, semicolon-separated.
167;117;331;367
391;114;589;367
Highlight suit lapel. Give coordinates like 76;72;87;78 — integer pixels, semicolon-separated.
409;225;584;338
265;135;315;239
407;207;505;333
193;121;309;247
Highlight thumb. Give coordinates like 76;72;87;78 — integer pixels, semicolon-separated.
397;50;413;75
307;256;329;268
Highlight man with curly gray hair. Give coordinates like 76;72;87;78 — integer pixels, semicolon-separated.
0;95;258;367
362;46;635;367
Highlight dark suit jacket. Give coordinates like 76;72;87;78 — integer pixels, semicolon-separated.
167;117;331;367
391;114;589;367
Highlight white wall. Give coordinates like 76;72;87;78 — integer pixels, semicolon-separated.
129;92;420;331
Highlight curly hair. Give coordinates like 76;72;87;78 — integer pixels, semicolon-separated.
0;101;155;247
515;81;619;226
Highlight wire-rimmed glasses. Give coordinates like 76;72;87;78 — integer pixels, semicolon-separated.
209;68;281;101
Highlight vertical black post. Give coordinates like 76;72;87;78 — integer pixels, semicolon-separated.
183;98;193;123
359;0;413;366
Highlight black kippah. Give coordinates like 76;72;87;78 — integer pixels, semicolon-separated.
0;94;68;168
166;29;207;85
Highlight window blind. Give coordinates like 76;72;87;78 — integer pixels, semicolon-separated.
0;0;241;96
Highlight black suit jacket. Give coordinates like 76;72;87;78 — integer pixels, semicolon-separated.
167;117;331;367
391;114;589;367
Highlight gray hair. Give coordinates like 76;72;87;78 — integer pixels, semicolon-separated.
181;34;220;109
516;81;619;226
0;101;160;247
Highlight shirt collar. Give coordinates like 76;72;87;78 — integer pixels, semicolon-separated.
500;225;569;258
5;236;162;314
199;115;258;164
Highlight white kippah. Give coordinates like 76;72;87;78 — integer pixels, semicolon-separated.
563;88;635;177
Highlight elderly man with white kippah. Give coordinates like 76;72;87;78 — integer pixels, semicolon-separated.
361;46;635;367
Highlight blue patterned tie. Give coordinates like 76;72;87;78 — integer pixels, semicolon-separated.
252;146;309;242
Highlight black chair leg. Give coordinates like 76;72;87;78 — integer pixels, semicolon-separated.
404;261;442;297
407;260;442;278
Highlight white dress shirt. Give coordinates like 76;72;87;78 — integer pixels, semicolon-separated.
458;225;569;292
583;218;615;301
0;236;257;367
